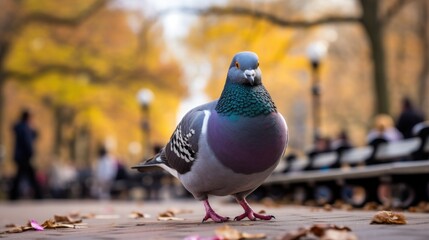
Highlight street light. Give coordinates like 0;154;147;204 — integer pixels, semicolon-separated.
307;41;327;142
137;88;154;159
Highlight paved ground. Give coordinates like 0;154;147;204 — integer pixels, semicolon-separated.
0;198;428;239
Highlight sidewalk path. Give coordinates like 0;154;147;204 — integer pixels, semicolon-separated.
1;199;428;239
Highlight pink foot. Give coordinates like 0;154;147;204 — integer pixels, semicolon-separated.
234;199;275;221
202;200;229;223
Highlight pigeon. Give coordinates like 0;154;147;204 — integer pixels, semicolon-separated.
133;51;288;222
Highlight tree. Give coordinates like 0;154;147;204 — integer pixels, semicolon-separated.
1;1;186;169
174;0;415;115
0;0;106;149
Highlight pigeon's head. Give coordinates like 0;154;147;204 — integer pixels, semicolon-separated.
227;51;261;86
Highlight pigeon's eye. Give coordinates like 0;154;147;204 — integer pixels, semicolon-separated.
235;61;240;69
257;62;260;68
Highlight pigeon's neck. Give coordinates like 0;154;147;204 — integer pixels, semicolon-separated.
215;83;277;117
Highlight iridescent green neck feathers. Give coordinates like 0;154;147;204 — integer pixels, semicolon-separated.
215;83;277;117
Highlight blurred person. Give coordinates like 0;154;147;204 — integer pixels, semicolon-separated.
93;146;118;200
9;109;42;200
48;159;77;199
367;114;403;143
331;130;353;151
306;136;332;170
396;97;425;139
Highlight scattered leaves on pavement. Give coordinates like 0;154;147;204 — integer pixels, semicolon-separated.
408;202;429;213
370;211;407;225
280;224;357;240
1;213;88;234
215;225;266;240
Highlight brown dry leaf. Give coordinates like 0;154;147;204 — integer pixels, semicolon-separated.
323;204;332;212
281;224;356;240
4;223;17;228
41;219;57;229
321;229;358;240
2;227;24;234
158;210;175;218
370;211;407;225
215;225;266;240
280;227;308;240
310;224;352;237
54;215;82;224
363;202;378;211
258;210;266;214
157;216;185;221
129;211;150;219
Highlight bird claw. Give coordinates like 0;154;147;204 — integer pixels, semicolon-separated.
202;213;229;223
234;212;275;221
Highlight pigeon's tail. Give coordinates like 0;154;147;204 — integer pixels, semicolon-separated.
132;152;179;179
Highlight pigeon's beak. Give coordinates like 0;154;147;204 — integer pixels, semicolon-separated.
244;69;256;86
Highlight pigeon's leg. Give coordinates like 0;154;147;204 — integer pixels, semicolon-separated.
234;198;275;221
202;199;229;223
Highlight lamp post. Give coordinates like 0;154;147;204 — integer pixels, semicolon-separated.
307;41;327;142
137;88;154;159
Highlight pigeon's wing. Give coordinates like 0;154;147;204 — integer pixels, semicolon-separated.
133;101;217;177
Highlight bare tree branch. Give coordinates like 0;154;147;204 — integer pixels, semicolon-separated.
381;0;416;25
163;6;362;28
19;0;107;28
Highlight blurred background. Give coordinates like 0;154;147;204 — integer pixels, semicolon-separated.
0;0;428;204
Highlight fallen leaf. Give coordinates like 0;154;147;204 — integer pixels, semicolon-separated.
215;225;266;240
323;204;332;211
54;215;82;224
41;219;57;229
29;220;44;231
363;202;378;211
310;224;352;237
129;211;150;219
280;227;308;240
158;210;175;218
2;227;24;234
321;229;358;240
281;224;356;240
215;225;242;240
370;211;407;225
4;223;17;228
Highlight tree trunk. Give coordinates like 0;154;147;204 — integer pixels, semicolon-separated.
0;40;11;148
417;0;429;115
360;0;390;115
